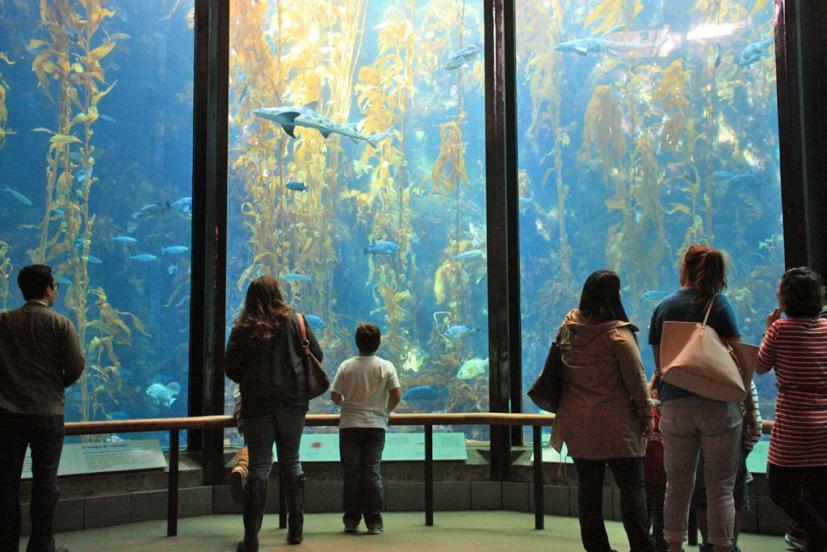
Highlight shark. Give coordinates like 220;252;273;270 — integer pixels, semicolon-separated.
554;25;646;56
253;101;393;148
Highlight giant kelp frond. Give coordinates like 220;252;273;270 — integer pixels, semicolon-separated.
0;51;13;148
426;121;468;195
584;0;643;34
27;0;125;423
581;84;626;184
0;240;11;311
653;60;690;153
354;4;418;365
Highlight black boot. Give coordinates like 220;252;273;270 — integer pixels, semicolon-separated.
237;478;266;552
286;475;305;545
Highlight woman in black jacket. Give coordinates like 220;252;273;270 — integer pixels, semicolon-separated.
225;276;323;549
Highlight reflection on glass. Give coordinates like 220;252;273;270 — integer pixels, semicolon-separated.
518;1;783;420
226;1;488;444
0;1;194;444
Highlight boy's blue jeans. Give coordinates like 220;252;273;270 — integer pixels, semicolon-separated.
339;428;386;527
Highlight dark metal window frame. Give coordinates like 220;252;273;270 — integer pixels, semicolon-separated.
187;0;825;483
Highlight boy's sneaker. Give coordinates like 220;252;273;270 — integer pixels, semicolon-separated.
366;524;383;535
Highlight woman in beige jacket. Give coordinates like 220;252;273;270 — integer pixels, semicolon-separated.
554;270;654;552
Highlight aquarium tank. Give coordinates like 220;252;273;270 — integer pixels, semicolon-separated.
0;0;785;451
0;0;194;446
225;0;490;445
517;0;784;425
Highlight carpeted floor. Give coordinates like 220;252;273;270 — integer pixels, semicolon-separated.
32;511;786;551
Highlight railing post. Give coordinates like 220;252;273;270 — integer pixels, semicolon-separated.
425;424;434;526
532;425;544;530
167;429;180;537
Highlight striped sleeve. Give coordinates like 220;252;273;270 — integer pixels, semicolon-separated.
744;381;762;450
756;321;779;373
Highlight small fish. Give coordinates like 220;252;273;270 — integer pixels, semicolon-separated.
84;255;103;265
130;253;159;263
170;196;192;216
112;236;138;244
402;385;444;401
285;181;309;192
735;38;773;67
443;325;476;340
456;357;489;380
451;249;484;261
145;382;180;408
364;240;400;255
57;275;73;286
279;273;312;283
304;314;326;330
108;411;130;420
641;290;671;302
131;202;171;220
76;166;93;183
468;222;486;247
51;208;65;216
4;186;33;207
98;114;117;123
161;245;189;256
444;43;482;70
167;264;178;275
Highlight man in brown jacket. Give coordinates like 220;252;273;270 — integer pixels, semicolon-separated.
0;265;85;552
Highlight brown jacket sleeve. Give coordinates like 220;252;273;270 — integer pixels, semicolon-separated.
60;319;85;388
611;327;652;419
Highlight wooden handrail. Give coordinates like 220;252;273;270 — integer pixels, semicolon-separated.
64;412;558;435
64;413;774;436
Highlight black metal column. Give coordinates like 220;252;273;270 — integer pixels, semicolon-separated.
775;0;827;274
484;0;520;479
189;0;229;485
502;0;522;447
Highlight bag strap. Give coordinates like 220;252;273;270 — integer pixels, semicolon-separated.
295;312;311;353
701;296;716;327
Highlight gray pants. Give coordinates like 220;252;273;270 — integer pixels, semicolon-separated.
660;396;742;547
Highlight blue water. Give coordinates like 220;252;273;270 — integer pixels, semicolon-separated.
0;1;784;450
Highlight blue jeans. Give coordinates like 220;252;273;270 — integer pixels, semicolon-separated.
0;414;65;552
573;457;653;552
243;407;306;481
660;397;742;547
339;428;386;527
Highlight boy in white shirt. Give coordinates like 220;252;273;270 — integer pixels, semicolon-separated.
331;323;402;535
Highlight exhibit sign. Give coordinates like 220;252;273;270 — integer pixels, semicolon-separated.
22;439;167;479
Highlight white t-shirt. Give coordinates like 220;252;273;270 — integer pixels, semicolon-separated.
331;355;401;429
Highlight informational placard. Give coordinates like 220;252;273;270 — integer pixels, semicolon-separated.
22;439;167;479
288;432;468;462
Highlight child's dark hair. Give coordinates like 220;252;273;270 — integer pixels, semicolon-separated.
355;323;381;355
779;267;825;317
